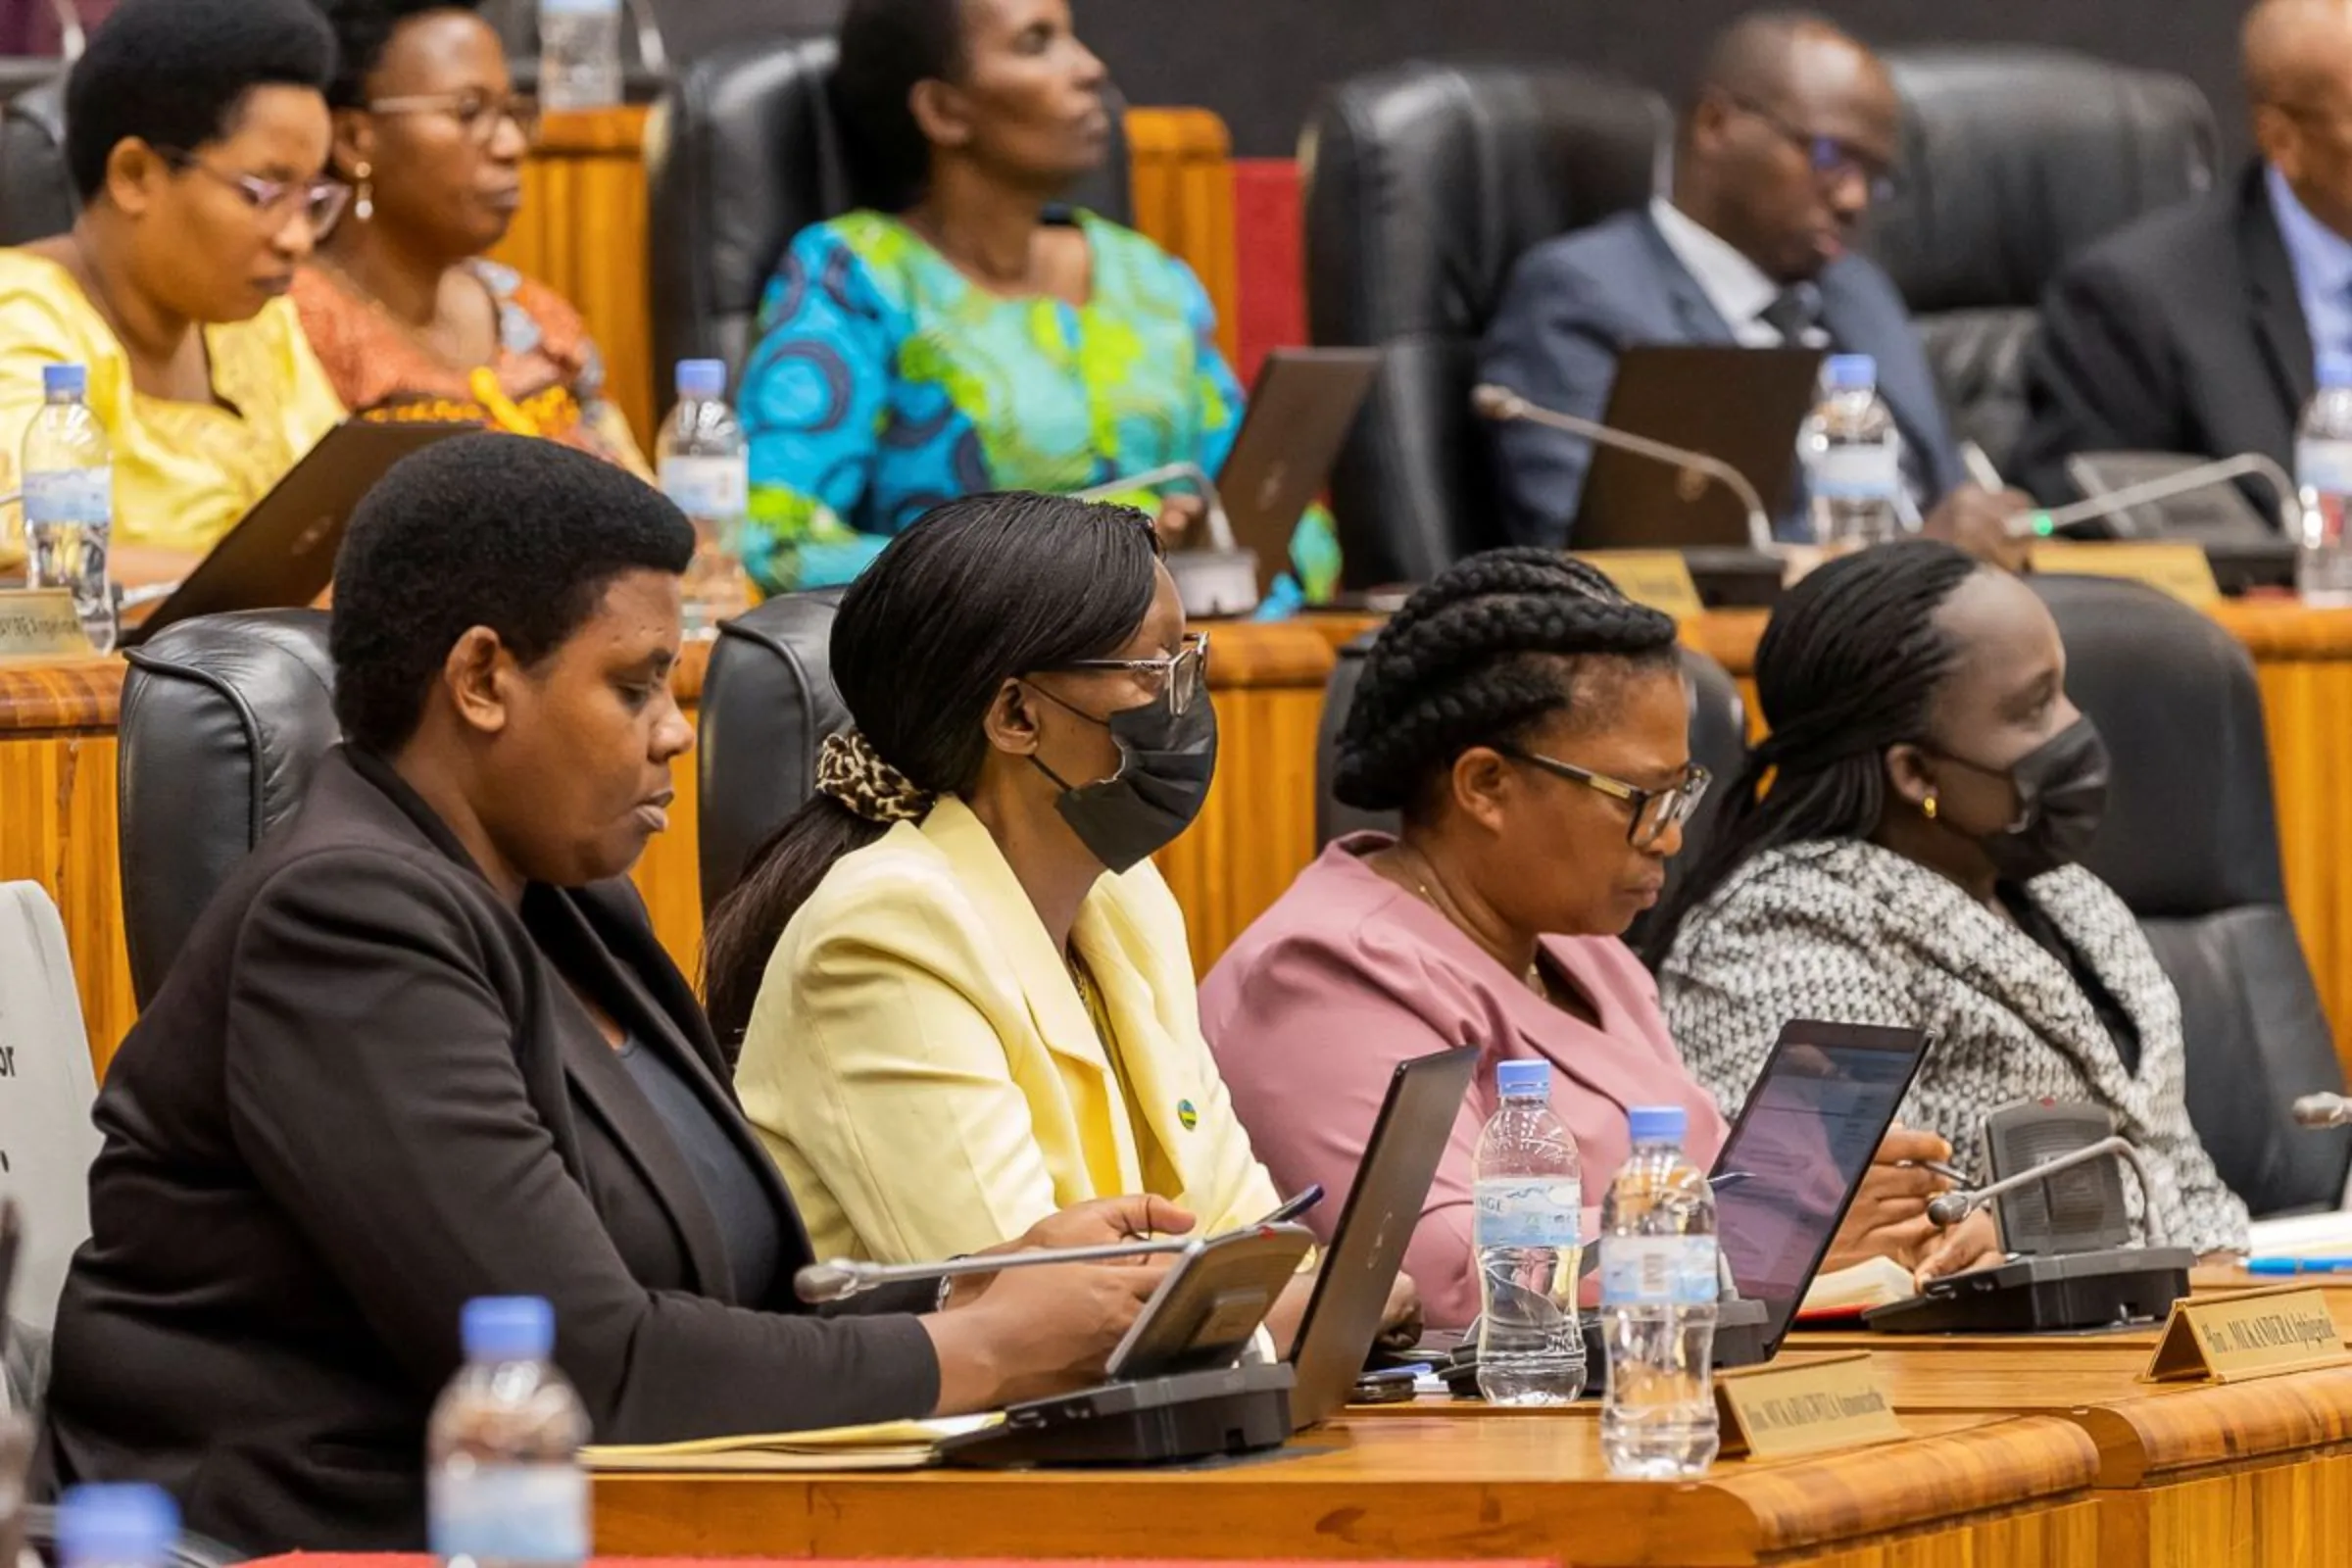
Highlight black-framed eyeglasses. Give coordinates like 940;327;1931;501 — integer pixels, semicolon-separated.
1724;94;1902;205
367;90;542;148
1499;747;1712;849
156;149;350;232
1051;632;1210;715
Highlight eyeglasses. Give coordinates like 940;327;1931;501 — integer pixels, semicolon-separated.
367;90;541;148
156;149;350;232
1724;94;1902;205
1498;747;1713;850
1051;632;1210;715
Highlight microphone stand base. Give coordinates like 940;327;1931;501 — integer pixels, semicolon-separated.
937;1362;1296;1469
1862;1247;2193;1336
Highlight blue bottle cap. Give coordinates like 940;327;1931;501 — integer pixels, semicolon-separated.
675;359;727;400
1627;1104;1688;1143
2322;354;2352;391
1823;354;1877;393
1495;1060;1550;1099
57;1483;178;1568
42;363;86;399
462;1295;556;1361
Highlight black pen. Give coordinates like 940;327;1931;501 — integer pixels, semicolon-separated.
1256;1184;1325;1227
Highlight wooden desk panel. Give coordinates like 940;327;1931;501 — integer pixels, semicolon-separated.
593;1413;2102;1566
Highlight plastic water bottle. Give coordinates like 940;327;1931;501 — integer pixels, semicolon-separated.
23;362;116;653
1472;1058;1587;1404
657;359;754;635
56;1483;177;1568
1799;354;1906;549
1599;1104;1720;1479
428;1297;590;1568
538;0;623;113
2296;355;2352;607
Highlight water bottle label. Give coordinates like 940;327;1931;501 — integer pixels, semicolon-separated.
1809;444;1901;501
429;1462;588;1563
23;466;111;527
660;456;749;521
1600;1236;1718;1306
1473;1177;1582;1249
2299;439;2352;498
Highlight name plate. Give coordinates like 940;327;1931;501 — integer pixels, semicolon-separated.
2143;1284;2349;1384
1571;551;1706;621
2029;541;2221;609
0;587;90;660
1712;1350;1909;1460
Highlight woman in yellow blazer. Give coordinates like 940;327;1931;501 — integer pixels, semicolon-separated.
705;494;1293;1276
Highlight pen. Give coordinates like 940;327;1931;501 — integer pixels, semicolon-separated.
2246;1256;2352;1276
1961;440;2005;495
1255;1184;1325;1228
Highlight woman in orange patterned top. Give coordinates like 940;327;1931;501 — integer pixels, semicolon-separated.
293;0;648;474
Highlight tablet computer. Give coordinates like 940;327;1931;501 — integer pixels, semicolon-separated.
1213;348;1380;599
1102;1222;1317;1382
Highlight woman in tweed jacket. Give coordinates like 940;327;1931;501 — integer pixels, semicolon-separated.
1652;543;2248;1257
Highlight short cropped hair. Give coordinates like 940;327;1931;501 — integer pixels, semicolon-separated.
315;0;486;109
331;433;697;754
67;0;339;201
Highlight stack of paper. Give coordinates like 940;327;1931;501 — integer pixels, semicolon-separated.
2248;1210;2352;1263
1795;1256;1917;1321
585;1414;1001;1473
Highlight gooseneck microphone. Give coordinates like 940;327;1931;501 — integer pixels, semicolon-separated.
2292;1093;2352;1129
1925;1136;2153;1228
1074;461;1238;551
2029;452;2304;541
794;1237;1192;1304
1471;384;1776;552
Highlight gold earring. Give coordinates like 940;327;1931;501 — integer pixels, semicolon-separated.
1922;794;1938;821
353;161;373;222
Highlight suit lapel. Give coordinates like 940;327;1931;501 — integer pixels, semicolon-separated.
2245;167;2318;426
1639;213;1740;344
1070;894;1192;1193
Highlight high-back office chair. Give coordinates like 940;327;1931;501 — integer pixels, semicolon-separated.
1313;634;1747;956
2033;575;2350;1216
1872;47;2217;475
1301;62;1667;588
0;74;69;246
697;589;850;916
647;36;1131;389
116;612;339;1005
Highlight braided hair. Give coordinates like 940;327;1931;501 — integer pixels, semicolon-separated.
1642;538;1984;964
1336;550;1681;818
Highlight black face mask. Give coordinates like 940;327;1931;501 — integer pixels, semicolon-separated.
1936;714;2111;882
1024;685;1219;873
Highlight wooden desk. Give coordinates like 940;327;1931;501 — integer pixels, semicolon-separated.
593;1411;2102;1566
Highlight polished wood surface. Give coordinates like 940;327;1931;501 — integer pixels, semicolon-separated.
593;1411;2102;1566
1126;108;1242;363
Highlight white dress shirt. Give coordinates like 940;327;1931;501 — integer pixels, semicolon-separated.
1648;198;1828;349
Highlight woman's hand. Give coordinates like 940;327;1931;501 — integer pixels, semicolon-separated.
941;1196;1195;1309
1821;1125;1954;1273
1154;494;1205;549
924;1254;1175;1412
1915;1210;2003;1286
1375;1271;1424;1352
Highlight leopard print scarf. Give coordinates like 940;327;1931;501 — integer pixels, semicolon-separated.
815;729;933;824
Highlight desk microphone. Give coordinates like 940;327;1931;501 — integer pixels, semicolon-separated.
1074;461;1238;551
2024;452;2303;541
1926;1135;2153;1228
2292;1092;2352;1129
1470;383;1776;551
794;1236;1192;1303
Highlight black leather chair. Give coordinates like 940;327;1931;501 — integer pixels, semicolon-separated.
1313;634;1746;956
696;589;851;916
0;74;70;246
2034;575;2350;1217
1872;47;2217;475
1301;62;1667;589
116;612;339;1005
647;36;1131;391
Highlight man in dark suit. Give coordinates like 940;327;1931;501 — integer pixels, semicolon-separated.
1481;12;2019;552
2016;0;2348;509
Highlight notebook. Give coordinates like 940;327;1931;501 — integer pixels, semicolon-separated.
584;1414;1001;1473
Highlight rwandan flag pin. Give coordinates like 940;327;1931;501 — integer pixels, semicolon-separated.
1177;1100;1200;1131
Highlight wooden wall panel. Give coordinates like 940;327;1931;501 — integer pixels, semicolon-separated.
1123;108;1242;362
0;731;131;1069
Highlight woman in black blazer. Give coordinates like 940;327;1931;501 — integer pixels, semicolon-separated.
44;434;1175;1553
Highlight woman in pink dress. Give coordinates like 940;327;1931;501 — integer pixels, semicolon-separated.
1200;551;2000;1327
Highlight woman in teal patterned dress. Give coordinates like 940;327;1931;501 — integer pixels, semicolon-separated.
738;0;1340;599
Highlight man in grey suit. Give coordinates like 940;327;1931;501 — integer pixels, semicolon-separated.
1481;13;2022;553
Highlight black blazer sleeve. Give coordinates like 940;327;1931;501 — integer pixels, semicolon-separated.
2015;257;2186;506
221;846;940;1442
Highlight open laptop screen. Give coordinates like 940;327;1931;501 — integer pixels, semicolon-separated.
1708;1020;1933;1352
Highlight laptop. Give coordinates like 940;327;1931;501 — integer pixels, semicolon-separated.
122;420;470;646
1207;348;1381;602
1574;344;1825;553
1707;1018;1936;1356
1285;1044;1480;1431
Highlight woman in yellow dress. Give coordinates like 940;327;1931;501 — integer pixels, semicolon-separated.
0;0;346;588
